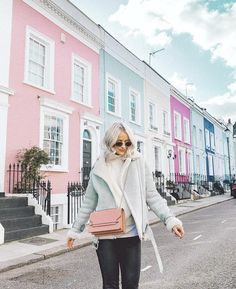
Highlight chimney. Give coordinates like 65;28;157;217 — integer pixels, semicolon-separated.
233;122;236;137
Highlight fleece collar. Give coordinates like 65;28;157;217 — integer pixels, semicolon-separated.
92;151;141;187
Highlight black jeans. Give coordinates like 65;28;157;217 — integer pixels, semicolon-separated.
96;236;141;289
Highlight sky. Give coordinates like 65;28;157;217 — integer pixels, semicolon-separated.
70;0;236;123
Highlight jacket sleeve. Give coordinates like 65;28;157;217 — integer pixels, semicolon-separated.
67;174;98;239
145;163;182;232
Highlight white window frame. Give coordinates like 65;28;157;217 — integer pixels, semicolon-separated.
196;154;200;174
51;205;63;230
148;102;158;131
71;54;92;107
183;117;190;144
106;74;121;116
193;125;197;147
24;26;55;92
154;146;161;172
163;110;170;135
129;88;141;125
188;151;193;174
208;154;214;175
199;129;203;149
178;147;186;174
40;100;72;172
210;132;215;151
174;111;182;141
205;129;210;149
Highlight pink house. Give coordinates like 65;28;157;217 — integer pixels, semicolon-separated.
4;0;103;227
170;88;192;182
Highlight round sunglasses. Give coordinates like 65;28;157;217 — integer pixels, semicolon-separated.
114;140;132;147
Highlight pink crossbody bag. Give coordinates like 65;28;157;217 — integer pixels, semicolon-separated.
88;207;126;236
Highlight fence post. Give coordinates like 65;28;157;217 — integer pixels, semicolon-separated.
67;182;70;225
46;180;51;216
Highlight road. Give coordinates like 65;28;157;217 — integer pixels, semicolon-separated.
0;199;235;289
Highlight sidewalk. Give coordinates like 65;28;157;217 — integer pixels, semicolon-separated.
0;193;233;273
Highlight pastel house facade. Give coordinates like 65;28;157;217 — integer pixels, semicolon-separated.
99;30;145;153
4;0;103;227
0;1;14;193
144;65;173;176
189;103;206;177
170;88;192;181
214;122;226;180
203;117;215;181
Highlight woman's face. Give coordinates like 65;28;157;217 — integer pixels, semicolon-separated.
113;131;132;156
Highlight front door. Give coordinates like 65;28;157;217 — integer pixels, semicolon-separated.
82;130;92;189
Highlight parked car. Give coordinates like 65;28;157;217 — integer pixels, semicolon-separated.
231;183;236;198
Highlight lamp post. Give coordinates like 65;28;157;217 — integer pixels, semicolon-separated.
149;48;165;66
225;127;232;181
167;150;172;180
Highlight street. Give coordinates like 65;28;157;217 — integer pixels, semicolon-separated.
0;199;235;289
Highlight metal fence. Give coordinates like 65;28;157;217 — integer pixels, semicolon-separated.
67;182;86;224
7;163;51;215
153;171;228;201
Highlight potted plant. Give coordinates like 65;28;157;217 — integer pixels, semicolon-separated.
15;146;50;193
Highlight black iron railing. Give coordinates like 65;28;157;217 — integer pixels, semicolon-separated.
7;163;51;215
154;172;228;201
67;182;85;224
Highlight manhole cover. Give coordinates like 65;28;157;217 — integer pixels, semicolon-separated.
19;236;57;246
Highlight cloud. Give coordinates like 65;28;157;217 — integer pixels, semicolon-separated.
199;80;236;120
109;0;236;121
169;72;197;97
109;0;236;68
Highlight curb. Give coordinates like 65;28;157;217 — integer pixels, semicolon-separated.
0;196;233;273
149;196;233;226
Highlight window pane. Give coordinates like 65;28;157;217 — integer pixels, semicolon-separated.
43;114;63;165
108;80;116;113
83;129;91;140
28;38;46;87
149;103;154;126
130;94;136;122
73;62;86;103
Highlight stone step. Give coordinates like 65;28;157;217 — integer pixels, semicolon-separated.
0;192;5;198
0;196;50;243
0;206;35;220
1;215;42;231
0;197;28;209
4;225;49;242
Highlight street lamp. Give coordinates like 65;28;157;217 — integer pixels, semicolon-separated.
149;48;165;65
167;149;176;181
225;127;232;181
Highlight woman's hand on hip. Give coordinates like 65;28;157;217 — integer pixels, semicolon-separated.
172;224;185;239
67;238;75;249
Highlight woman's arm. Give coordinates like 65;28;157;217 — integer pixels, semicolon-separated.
144;163;183;233
67;175;98;240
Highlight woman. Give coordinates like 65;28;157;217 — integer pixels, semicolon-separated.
67;122;184;289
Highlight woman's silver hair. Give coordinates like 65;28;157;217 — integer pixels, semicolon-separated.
102;122;136;160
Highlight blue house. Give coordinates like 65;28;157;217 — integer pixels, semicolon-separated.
204;117;215;181
99;35;145;151
190;103;206;178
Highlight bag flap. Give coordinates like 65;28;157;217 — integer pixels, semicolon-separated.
89;208;123;225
